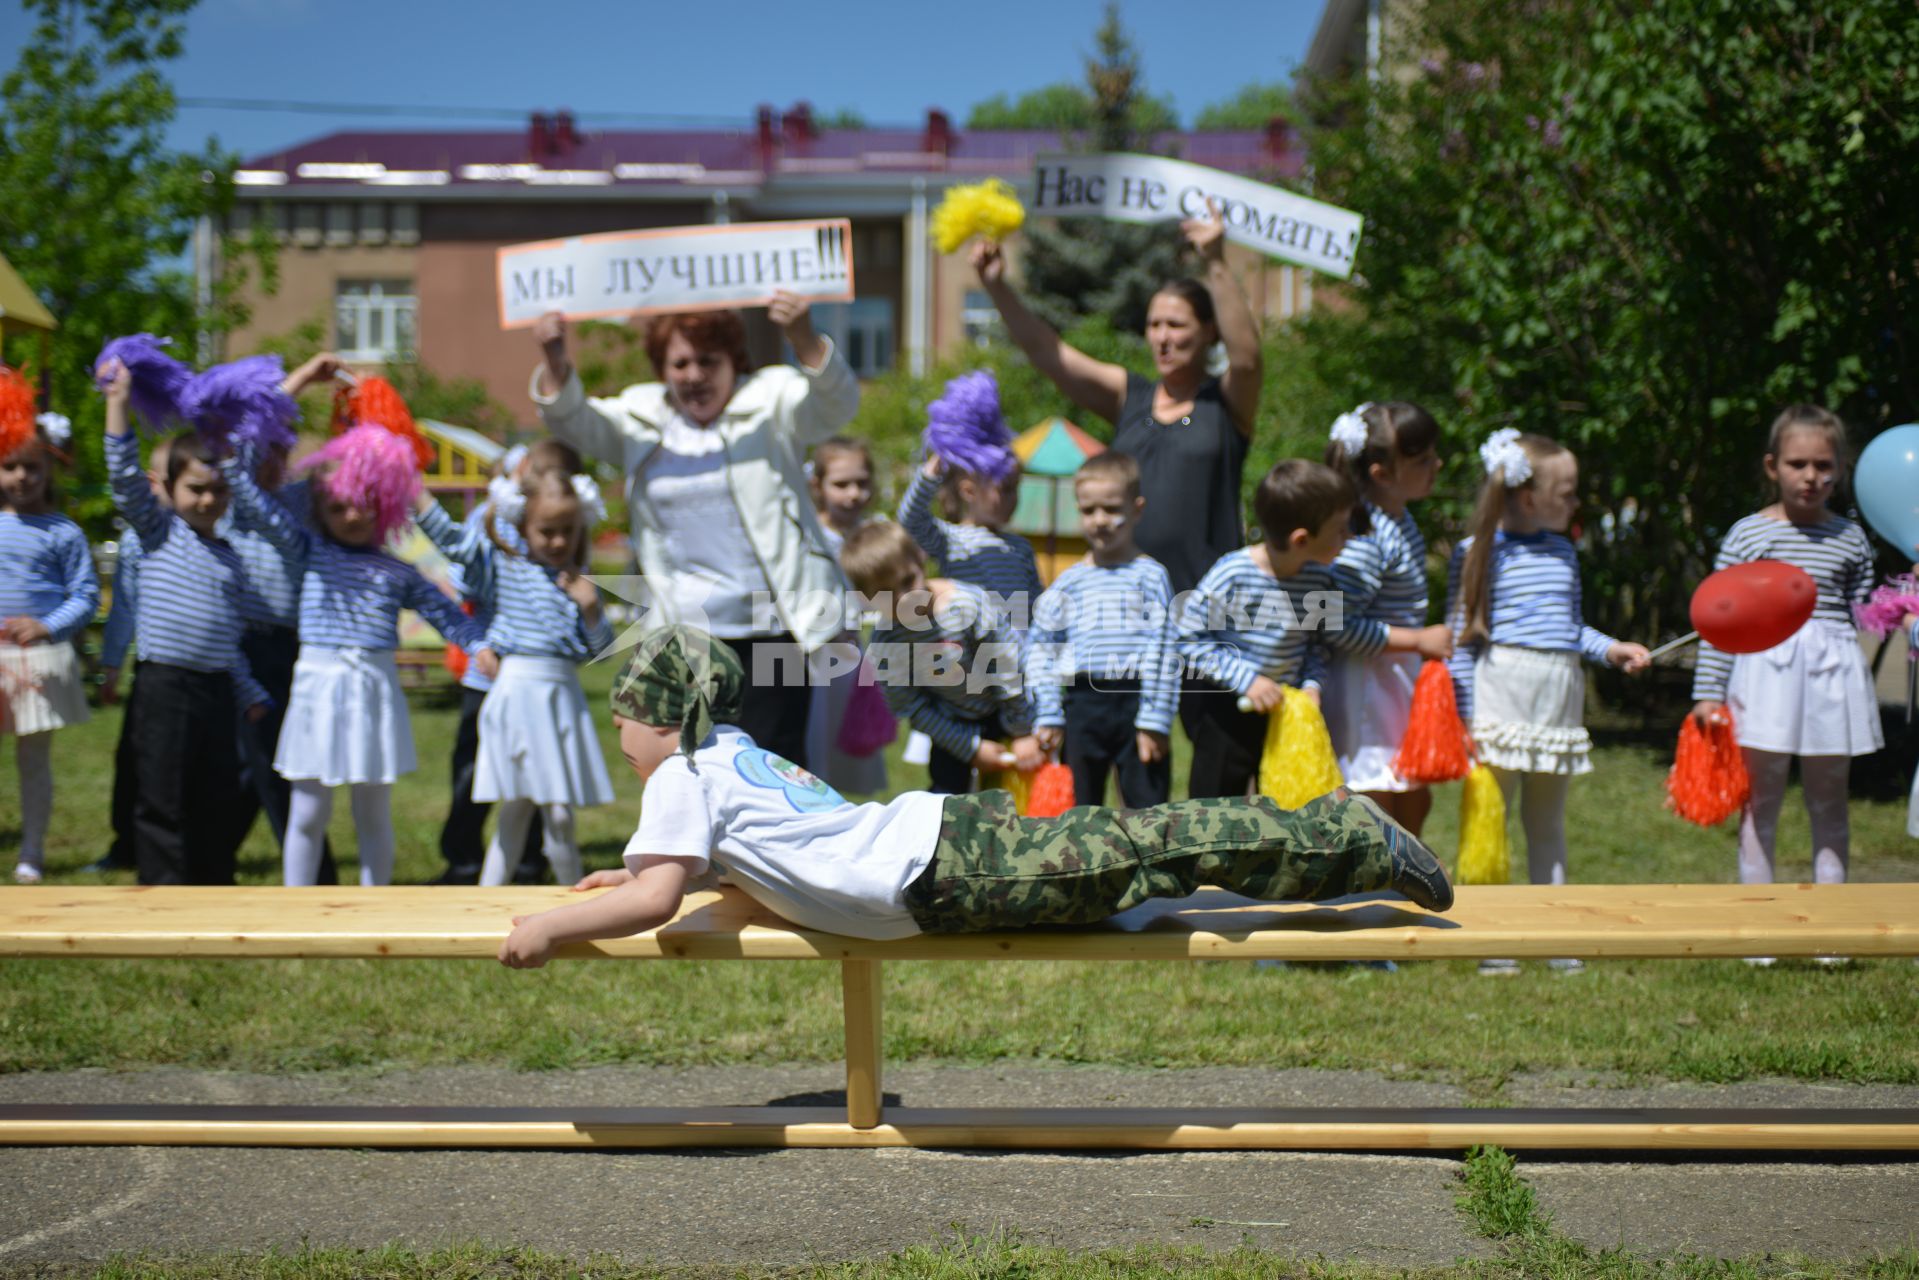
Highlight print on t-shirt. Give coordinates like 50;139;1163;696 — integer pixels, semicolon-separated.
735;747;847;813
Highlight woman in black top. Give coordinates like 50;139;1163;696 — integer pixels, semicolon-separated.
968;203;1264;596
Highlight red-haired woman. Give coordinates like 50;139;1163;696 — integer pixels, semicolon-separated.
531;293;859;766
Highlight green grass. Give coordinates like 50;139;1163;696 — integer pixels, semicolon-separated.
3;667;1918;1083
61;1230;1919;1280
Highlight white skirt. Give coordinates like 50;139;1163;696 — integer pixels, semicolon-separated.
1324;651;1419;792
1470;645;1592;777
1727;619;1882;757
0;641;89;736
473;655;615;806
276;646;416;786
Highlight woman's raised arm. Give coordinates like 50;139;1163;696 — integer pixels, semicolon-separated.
971;242;1129;424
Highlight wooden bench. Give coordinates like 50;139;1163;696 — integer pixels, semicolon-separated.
2;883;1916;1152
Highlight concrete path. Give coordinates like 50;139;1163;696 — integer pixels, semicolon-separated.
0;1066;1914;1273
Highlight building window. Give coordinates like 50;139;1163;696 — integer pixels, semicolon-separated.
962;290;1001;347
324;203;354;245
336;280;416;362
806;298;895;378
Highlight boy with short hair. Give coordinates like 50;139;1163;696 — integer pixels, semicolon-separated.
1027;451;1176;807
1178;459;1375;799
496;626;1451;967
841;520;1040;793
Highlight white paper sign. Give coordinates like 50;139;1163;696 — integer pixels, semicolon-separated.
1028;152;1364;278
496;219;856;328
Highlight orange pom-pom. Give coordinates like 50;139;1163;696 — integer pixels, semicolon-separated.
1666;713;1749;826
1394;660;1474;784
0;366;37;460
1027;762;1076;816
332;376;433;470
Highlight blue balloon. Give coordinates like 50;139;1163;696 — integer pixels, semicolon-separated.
1854;424;1919;555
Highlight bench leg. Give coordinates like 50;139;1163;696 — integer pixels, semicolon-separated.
841;958;884;1129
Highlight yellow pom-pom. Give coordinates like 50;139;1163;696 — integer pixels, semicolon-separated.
1456;764;1510;885
931;179;1026;254
1257;687;1345;809
982;750;1034;814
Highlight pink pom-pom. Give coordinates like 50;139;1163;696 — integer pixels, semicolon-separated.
1854;575;1919;638
299;423;421;542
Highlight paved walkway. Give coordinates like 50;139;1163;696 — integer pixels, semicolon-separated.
1;1067;1915;1272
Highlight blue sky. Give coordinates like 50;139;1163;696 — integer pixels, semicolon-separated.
2;0;1324;160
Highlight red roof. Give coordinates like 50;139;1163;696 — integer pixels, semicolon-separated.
236;117;1307;191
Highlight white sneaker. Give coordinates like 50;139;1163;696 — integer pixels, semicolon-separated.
12;864;42;885
1743;956;1777;967
1813;955;1853;968
1478;958;1521;977
1546;957;1585;974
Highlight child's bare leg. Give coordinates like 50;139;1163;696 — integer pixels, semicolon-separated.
1360;787;1432;839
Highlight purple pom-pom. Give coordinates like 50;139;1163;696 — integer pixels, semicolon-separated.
180;356;298;454
95;335;192;434
299;423;421;543
924;370;1016;481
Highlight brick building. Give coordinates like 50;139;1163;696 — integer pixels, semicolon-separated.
216;105;1312;424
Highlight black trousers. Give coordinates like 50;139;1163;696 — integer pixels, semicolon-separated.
1183;682;1268;800
105;682;138;866
438;685;545;876
129;662;249;885
233;627;336;883
928;711;1006;796
1061;680;1170;808
721;635;811;766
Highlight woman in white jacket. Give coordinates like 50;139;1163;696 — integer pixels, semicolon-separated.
530;294;859;765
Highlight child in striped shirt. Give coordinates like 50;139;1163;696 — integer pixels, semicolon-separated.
1026;452;1177;807
899;453;1042;629
1322;402;1454;837
842;520;1039;794
1;379;99;883
1690;406;1877;901
224;425;484;887
1178;460;1378;800
100;360;265;886
415;461;615;888
1446;431;1649;971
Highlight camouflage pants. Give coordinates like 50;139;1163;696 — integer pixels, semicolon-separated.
902;790;1395;934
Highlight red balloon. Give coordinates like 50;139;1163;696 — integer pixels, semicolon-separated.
1689;560;1818;654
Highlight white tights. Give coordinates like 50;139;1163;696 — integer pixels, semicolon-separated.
482;800;579;887
285;780;395;885
1738;749;1849;884
12;732;51;873
1490;768;1571;885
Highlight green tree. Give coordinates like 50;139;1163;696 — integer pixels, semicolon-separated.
1297;0;1919;646
1195;82;1295;129
1013;2;1190;336
0;0;266;526
965;82;1177;136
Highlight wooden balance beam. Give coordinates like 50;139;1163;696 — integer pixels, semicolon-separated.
2;882;1915;1152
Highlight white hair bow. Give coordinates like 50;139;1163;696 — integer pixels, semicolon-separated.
35;412;71;450
570;472;607;527
1328;403;1374;458
1479;428;1532;486
487;471;527;524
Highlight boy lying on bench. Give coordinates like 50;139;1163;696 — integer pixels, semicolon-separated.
498;628;1453;968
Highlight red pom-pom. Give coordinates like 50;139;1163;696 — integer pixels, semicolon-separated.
1666;713;1749;826
0;366;37;460
1394;660;1474;784
1027;762;1076;817
332;376;433;470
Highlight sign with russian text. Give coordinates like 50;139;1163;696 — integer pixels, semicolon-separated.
1028;153;1363;278
496;219;856;328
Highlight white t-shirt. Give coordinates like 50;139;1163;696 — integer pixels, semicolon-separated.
623;727;945;939
644;414;773;636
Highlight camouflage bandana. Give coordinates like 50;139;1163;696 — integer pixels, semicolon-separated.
608;626;746;756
